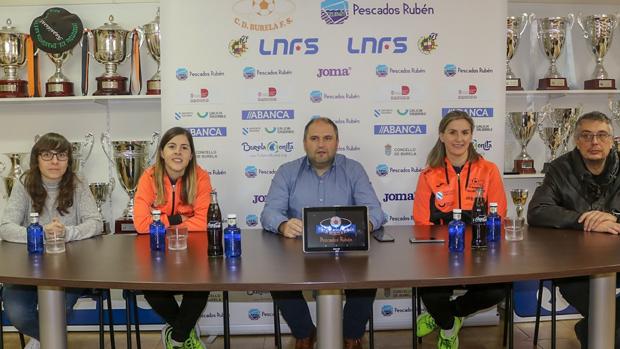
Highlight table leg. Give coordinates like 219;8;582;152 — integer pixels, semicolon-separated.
588;273;616;349
317;289;342;349
38;286;67;349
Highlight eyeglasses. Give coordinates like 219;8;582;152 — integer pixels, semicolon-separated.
578;132;613;143
39;151;69;161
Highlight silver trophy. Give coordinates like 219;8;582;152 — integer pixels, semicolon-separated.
101;132;159;233
609;100;620;131
139;8;160;95
538;106;582;172
0;19;29;97
535;14;575;90
508;112;540;173
0;153;28;197
45;50;75;96
89;179;115;234
506;13;529;90
577;14;619;89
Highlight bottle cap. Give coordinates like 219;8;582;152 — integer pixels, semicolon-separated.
490;202;498;207
151;209;161;215
227;214;237;219
29;212;39;217
453;209;462;213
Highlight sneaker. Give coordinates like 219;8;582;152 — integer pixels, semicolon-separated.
182;328;207;349
24;339;40;349
161;324;183;349
437;316;463;349
417;312;438;337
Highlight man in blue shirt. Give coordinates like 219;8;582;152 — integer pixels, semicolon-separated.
261;117;386;349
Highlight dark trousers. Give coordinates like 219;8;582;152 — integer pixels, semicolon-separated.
556;275;620;348
271;289;376;339
420;284;506;330
143;290;209;342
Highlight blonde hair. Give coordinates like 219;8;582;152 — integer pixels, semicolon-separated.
426;110;481;168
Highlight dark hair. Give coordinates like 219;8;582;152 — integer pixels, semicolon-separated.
23;132;75;215
574;111;613;140
426;110;481;168
303;117;339;140
153;127;198;206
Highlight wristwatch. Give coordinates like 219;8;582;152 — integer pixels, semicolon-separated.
612;209;620;222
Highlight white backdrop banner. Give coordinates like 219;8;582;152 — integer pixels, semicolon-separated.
161;0;506;228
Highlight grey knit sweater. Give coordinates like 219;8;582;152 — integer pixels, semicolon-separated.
0;178;102;243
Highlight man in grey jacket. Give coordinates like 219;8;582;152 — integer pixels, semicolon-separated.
528;111;620;348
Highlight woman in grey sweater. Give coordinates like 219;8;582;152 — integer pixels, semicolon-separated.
0;132;102;349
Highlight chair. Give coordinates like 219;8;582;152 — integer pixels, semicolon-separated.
88;288;116;349
413;285;514;349
533;280;557;348
272;294;375;349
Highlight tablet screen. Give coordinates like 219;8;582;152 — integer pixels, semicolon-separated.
302;206;369;252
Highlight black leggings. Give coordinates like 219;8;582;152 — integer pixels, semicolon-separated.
420;284;506;330
143;290;209;342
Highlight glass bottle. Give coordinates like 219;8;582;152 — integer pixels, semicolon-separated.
207;190;224;257
149;210;166;251
448;209;465;252
27;212;44;254
471;187;487;249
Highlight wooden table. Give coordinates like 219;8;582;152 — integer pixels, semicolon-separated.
0;225;618;348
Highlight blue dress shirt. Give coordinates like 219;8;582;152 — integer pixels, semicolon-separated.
260;154;386;233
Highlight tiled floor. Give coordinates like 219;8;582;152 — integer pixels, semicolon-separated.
1;320;581;348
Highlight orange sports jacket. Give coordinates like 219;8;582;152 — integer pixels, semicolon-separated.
413;157;507;225
133;165;212;233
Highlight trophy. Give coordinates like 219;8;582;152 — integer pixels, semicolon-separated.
506;14;529;90
30;8;84;97
0;19;29;98
89;179;115;234
577;14;619;90
609;100;620;131
510;189;529;219
101;132;159;233
88;15;137;95
71;133;94;173
536;14;575;90
508;112;539;173
0;153;29;198
538;107;581;172
139;8;160;95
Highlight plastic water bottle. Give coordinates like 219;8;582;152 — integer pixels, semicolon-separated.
471;187;488;249
486;202;502;242
27;212;44;254
448;209;465;252
149;210;166;251
224;214;241;258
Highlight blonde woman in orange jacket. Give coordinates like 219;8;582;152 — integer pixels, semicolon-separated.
133;127;211;349
413;111;507;349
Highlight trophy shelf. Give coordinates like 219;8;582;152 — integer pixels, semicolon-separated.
507;90;620;98
503;173;545;179
0;95;160;105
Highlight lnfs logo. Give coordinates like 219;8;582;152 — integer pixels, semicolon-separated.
309;90;323;103
321;0;349;24
259;38;319;55
246;214;258;227
444;64;457;77
243;66;256;79
381;304;394;317
245;165;257;178
176;68;188;81
376;164;389;177
376;64;388;77
248;308;261;320
347;36;407;54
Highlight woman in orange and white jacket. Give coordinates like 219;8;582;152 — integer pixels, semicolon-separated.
133;127;211;349
413;110;507;349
